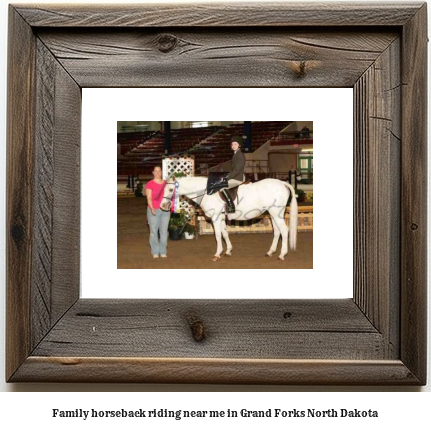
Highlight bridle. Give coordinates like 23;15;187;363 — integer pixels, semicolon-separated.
161;181;176;202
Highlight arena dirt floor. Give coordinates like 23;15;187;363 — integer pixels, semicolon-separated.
118;197;313;269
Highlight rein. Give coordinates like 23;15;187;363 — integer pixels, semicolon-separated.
163;178;246;203
164;181;208;202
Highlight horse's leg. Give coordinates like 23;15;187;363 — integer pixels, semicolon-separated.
269;211;289;261
212;218;224;261
221;218;233;256
266;220;280;257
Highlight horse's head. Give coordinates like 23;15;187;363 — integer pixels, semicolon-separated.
160;175;176;212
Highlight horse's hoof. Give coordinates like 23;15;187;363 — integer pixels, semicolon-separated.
265;253;272;258
277;256;285;261
225;252;232;257
212;256;221;262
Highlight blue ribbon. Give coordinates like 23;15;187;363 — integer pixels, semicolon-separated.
174;181;180;213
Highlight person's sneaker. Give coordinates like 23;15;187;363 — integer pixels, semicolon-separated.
160;254;167;258
153;254;159;258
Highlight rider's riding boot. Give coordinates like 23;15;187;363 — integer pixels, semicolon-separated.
222;189;235;213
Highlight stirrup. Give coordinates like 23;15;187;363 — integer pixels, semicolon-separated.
225;203;235;214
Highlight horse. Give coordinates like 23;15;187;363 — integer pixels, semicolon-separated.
160;176;298;262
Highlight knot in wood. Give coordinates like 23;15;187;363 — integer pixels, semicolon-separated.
186;314;206;342
288;61;308;79
11;222;25;245
410;223;418;231
157;34;178;53
296;61;307;78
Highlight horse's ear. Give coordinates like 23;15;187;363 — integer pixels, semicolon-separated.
172;175;176;182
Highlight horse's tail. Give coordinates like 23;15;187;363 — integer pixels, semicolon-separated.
284;182;298;251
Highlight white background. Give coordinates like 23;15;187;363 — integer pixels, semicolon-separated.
82;87;353;299
0;0;429;418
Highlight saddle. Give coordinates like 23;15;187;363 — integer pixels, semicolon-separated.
207;174;228;195
206;174;250;211
219;185;241;204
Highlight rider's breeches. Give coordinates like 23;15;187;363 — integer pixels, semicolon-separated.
227;179;242;188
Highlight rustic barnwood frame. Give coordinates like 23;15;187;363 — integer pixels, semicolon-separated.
6;3;427;384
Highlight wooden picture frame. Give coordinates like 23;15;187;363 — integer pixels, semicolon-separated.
6;2;427;384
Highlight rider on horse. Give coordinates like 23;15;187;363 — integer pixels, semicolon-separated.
221;136;246;213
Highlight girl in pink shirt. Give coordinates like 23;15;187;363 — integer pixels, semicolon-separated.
145;166;170;258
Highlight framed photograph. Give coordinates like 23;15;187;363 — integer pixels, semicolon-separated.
114;116;315;271
6;3;427;384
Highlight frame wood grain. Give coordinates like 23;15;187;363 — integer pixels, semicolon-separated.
6;2;427;384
